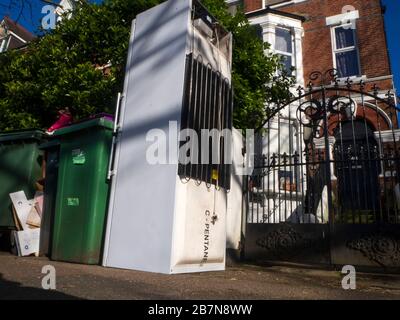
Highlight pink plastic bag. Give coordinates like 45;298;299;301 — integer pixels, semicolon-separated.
46;108;73;134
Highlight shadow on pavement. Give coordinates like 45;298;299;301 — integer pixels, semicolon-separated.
0;273;81;300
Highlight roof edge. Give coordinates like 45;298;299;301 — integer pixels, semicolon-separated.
246;7;306;22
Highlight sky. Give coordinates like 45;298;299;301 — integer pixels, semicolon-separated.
0;0;102;33
0;0;399;100
382;0;400;103
0;0;49;33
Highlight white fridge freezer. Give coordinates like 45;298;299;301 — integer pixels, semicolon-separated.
102;0;233;274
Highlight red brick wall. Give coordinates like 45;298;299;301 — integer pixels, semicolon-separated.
243;0;393;89
244;0;263;12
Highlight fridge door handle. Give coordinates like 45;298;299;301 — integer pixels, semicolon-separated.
107;92;123;180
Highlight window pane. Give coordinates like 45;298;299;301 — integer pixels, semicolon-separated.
336;50;360;78
278;54;293;75
335;27;355;49
275;28;292;53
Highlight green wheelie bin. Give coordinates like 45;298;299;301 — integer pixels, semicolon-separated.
38;139;60;257
51;117;113;265
0;130;45;229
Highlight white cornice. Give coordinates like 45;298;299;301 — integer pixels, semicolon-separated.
326;10;360;26
249;11;303;29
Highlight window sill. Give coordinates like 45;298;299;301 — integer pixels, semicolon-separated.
334;75;366;84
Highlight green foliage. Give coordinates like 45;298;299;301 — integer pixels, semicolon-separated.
0;0;293;131
201;0;294;129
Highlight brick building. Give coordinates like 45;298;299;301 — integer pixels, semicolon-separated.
236;1;400;269
237;0;400;227
231;0;396;97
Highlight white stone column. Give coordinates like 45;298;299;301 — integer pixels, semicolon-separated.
293;27;304;87
260;21;276;54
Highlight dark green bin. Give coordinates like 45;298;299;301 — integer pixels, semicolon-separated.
0;130;45;228
51;118;113;265
39;139;60;257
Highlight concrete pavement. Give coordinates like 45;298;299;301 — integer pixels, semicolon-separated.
0;252;399;300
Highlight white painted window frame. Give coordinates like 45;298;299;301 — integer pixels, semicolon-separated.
248;12;304;86
330;22;362;79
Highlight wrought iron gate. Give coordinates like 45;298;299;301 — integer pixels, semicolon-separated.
244;70;400;271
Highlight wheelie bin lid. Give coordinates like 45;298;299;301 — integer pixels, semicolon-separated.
39;139;60;150
52;117;113;137
0;129;45;143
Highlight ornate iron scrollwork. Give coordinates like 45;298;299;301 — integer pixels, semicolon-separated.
327;95;356;117
256;226;304;257
296;99;323;140
296;96;356;140
347;233;400;267
308;68;338;87
294;70;358;140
